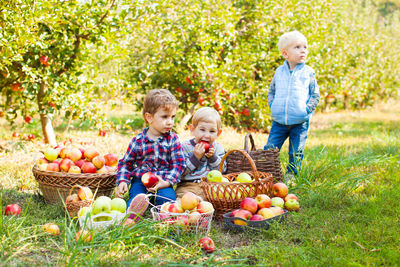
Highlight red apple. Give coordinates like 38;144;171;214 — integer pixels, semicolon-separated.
68;148;82;162
81;162;97;173
68;166;81;174
37;157;49;165
104;153;118;167
52;158;63;166
11;82;23;92
176;215;189;226
5;204;21;216
77;186;93;200
273;182;289;198
233;209;252;225
79;148;85;158
46;162;60;172
43;223;60;236
242;108;250;117
92;155;105;169
240;197;258;214
84;147;99;162
75;230;92;242
60;158;74;172
230;209;240;217
40;55;50;67
27;134;35;140
199;141;211;153
24;115;32;123
74;159;86;168
141;172;159;188
284;193;298;202
250;214;265;221
98;129;107;137
181;192;200;211
197;201;214;214
167;202;184;213
255;194;272;209
198;237;215;253
12;132;20;138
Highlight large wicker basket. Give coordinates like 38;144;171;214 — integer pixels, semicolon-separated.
201;149;274;219
225;134;283;182
32;165;116;204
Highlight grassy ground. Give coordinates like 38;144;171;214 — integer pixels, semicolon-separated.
1;102;399;266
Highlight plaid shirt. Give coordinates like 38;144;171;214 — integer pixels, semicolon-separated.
116;128;186;186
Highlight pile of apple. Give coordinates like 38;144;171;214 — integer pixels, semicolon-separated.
66;186;94;204
36;141;118;174
229;182;300;226
158;192;214;229
206;170;255;200
78;195;127;223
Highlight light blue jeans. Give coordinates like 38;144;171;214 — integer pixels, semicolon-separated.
264;120;310;175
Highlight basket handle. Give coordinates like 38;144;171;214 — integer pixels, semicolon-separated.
244;133;257;152
219;149;259;181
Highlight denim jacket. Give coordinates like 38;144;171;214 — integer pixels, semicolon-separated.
268;61;320;125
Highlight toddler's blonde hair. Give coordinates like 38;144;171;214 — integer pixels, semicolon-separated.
142;89;179;122
192;107;222;130
278;31;307;52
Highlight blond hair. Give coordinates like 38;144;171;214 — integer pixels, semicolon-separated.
191;107;222;130
142;89;179;121
278;31;307;52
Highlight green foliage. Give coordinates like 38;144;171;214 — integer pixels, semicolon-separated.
122;0;400;130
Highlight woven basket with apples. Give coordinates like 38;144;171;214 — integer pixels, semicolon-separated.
32;140;119;203
150;192;214;236
78;196;128;230
65;185;95;218
200;149;274;219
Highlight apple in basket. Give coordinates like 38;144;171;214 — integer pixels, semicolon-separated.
233;209;252;226
46;162;60;172
81;162;97;173
168;202;184;213
43;223;60;236
60;158;75;172
271;197;285;209
77;187;93;201
199;237;215;253
240;197;258;214
67;148;82;162
236;172;253;183
257;208;275;219
141;172;159;188
255;194;272;209
207;170;223;182
92;155;105;169
197;201;214;214
110;198;127;213
250;214;265;221
84;147;99;161
104;153;118;167
188;211;201;225
92;196;111;215
44;148;59;161
270;206;284;216
181;192;200;211
68;166;81;173
66;194;79;204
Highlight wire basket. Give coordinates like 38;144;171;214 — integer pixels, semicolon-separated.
32;165;116;203
225;134;283;182
201;149;274;219
150;202;213;236
78;210;127;230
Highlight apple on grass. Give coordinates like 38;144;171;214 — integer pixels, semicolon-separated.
75;230;92;243
285;193;298;202
273;182;289;198
181;192;199;211
43;223;60;236
271;197;285;209
207;170;223;182
240;197;258;214
5;204;21;216
255;194;272;209
285;199;300;211
110;198;127;213
141;172;159;188
198;237;215;253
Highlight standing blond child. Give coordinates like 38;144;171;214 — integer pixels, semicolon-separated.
175;107;226;198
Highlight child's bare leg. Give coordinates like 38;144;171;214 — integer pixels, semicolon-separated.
127;193;149;222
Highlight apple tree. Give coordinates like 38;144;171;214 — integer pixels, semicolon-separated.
0;0;124;145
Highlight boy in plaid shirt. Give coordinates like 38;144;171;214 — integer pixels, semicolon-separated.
116;89;185;217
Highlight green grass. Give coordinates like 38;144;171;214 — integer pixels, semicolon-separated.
1;103;400;265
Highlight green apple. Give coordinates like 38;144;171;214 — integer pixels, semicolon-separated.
207;170;223;182
271;197;285;209
110;198;127;213
44;148;59;161
92;196;111;215
236;172;253;183
78;207;92;218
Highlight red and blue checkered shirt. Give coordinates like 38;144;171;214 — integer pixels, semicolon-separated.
116;128;186;186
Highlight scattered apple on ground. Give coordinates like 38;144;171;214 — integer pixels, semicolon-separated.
273;182;289;198
43;223;60;236
75;230;92;243
199;237;215;253
5;204;21;216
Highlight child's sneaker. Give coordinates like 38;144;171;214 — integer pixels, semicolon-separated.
127;193;150;223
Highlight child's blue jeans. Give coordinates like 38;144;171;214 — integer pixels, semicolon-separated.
127;177;176;207
264;120;309;175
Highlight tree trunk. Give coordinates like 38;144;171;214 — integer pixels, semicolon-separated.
37;81;57;146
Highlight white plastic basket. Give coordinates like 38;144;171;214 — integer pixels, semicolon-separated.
150;203;213;236
78;210;127;230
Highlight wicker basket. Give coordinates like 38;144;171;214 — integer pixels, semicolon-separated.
65;185;94;218
32;165;116;204
225;134;283;182
201;149;274;219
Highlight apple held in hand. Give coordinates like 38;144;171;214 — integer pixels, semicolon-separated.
5;204;21;216
43;223;60;236
273;182;288;198
199;237;215;253
141;172;159;188
207;170;223;182
181;192;199;211
110;198;127;213
285;199;300;211
199;141;211;153
255;194;272;209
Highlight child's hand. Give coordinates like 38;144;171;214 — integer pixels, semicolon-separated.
205;147;215;158
193;143;206;160
116;182;128;198
147;175;170;193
